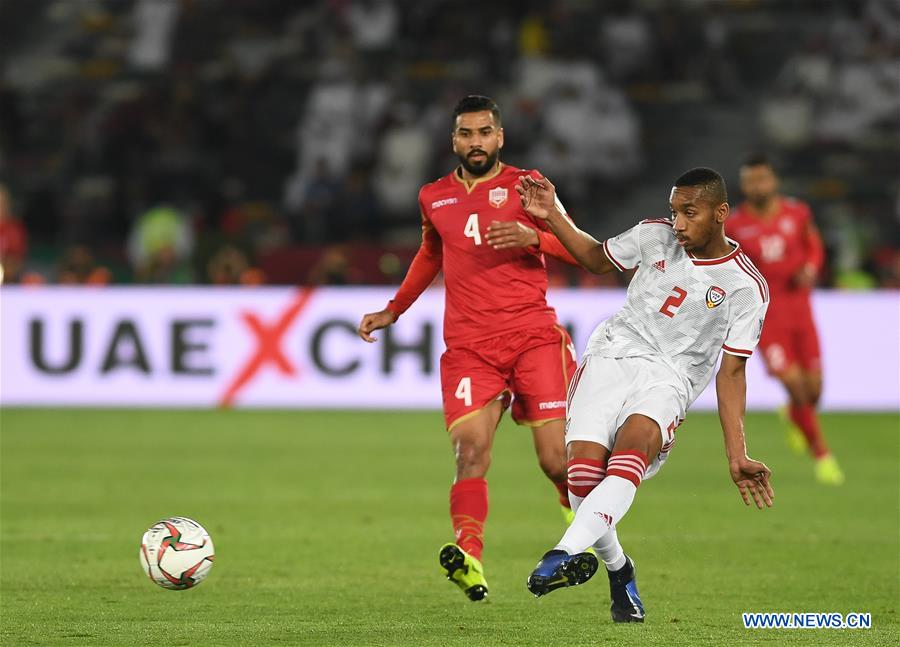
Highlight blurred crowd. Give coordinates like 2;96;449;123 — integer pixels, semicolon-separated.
0;0;897;287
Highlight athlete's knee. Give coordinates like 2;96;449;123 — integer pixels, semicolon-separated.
801;385;821;407
536;447;566;483
530;419;567;482
806;374;823;405
454;437;492;479
602;416;660;489
789;390;814;407
781;371;810;406
614;415;663;458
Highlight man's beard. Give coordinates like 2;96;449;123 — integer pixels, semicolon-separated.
458;149;499;176
749;193;774;209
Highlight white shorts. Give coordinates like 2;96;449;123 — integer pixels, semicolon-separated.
566;354;689;480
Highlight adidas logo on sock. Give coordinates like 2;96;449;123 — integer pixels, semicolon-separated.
594;512;614;527
652;260;666;272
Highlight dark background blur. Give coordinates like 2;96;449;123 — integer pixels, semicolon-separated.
0;0;897;288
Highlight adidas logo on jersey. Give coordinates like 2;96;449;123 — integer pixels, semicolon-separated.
652;260;666;272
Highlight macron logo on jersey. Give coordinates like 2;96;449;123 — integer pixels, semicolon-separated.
431;198;458;209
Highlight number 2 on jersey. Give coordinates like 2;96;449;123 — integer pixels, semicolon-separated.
464;213;481;246
659;286;687;318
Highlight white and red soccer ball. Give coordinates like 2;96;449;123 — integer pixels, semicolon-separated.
139;517;215;590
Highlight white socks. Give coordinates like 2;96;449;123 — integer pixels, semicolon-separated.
557;451;649;560
566;469;625;569
593;527;627;572
556;474;637;555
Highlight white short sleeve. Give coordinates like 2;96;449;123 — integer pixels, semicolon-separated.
723;299;768;357
603;224;642;271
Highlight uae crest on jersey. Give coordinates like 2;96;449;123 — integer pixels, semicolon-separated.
706;286;726;309
488;186;508;208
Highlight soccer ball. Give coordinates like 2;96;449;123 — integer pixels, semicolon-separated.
139;517;215;590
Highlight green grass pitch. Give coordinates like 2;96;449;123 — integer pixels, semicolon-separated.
1;409;897;646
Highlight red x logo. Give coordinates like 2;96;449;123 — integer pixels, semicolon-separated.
219;289;315;407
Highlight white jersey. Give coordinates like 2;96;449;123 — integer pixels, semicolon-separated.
586;218;769;404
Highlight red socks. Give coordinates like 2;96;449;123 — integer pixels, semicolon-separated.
450;478;488;560
606;450;648;487
554;481;572;508
567;458;606;498
449;476;575;560
789;404;829;458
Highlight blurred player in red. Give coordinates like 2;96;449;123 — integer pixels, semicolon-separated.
727;154;843;484
357;96;580;601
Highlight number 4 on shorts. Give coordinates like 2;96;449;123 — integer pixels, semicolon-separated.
455;377;472;406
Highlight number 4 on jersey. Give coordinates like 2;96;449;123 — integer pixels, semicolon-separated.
464;213;481;246
455;377;473;406
659;287;687;318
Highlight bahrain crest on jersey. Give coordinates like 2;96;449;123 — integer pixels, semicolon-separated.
706;286;726;309
488;187;508;208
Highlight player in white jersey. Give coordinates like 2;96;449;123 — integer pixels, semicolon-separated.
509;168;775;623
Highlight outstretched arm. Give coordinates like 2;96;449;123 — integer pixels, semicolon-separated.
534;229;581;265
515;175;616;274
794;219;825;288
716;352;775;508
484;219;580;265
358;215;442;343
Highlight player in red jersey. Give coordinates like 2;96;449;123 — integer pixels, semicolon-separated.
357;96;580;601
727;154;843;484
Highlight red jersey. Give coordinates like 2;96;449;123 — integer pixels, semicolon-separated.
726;197;824;318
0;217;27;259
386;164;577;347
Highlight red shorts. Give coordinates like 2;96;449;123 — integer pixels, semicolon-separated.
440;324;577;431
759;310;821;375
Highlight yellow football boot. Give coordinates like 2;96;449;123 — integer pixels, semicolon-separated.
815;454;845;485
778;406;807;455
438;543;488;601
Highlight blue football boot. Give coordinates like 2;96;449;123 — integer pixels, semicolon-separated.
608;555;644;622
526;549;598;597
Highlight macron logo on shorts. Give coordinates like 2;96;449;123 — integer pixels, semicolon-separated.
538;400;566;410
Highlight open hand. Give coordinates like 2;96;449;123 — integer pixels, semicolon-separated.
485;220;539;250
793;264;817;289
357;309;396;343
515;175;557;220
729;456;774;509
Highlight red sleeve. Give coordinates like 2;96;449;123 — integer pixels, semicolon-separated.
803;206;825;273
386;196;442;318
535;228;579;266
524;168;580;266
